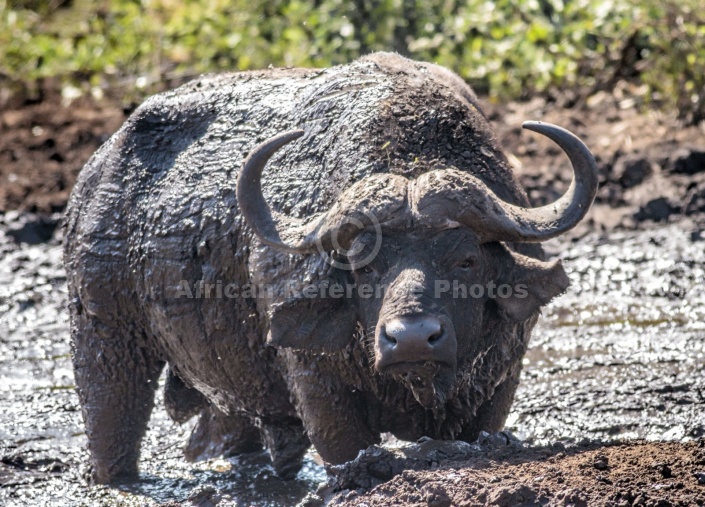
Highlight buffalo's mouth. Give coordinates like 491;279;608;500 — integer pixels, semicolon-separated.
384;361;455;409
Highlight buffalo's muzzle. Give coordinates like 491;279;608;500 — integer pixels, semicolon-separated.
375;315;457;372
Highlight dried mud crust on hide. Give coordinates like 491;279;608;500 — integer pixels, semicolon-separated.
326;438;705;507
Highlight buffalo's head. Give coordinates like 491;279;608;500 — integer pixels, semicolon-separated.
237;123;597;408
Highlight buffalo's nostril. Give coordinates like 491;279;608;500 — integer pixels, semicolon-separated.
376;316;457;372
383;316;443;350
428;328;443;343
381;332;397;346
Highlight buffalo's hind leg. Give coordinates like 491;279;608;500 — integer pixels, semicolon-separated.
260;418;311;479
162;370;263;461
184;406;262;461
71;311;164;484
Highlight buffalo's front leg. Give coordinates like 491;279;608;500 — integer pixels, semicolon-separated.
259;417;310;479
285;356;379;465
71;311;164;484
456;373;520;443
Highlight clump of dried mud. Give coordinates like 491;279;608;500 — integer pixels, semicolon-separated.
324;437;705;507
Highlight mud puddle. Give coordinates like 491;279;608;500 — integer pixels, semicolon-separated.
1;214;703;506
509;223;705;445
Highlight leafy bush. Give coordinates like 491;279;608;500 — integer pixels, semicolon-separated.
1;0;704;123
634;0;705;124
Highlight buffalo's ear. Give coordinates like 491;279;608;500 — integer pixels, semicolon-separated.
268;293;358;352
495;247;570;323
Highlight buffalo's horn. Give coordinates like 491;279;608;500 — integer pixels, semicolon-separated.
238;130;410;254
412;121;598;243
237;130;323;253
509;121;599;241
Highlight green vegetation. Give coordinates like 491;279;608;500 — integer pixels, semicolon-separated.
2;0;704;123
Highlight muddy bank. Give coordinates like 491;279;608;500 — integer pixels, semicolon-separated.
2;84;705;231
0;90;126;213
488;94;705;233
326;438;705;506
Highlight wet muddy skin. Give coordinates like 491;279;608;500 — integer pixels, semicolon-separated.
1;214;704;505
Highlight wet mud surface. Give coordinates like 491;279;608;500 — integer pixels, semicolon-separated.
1;88;704;505
2;216;703;505
511;224;705;445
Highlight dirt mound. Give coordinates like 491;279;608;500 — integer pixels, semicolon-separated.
324;437;705;507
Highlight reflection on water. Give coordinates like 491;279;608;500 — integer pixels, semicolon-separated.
116;451;325;506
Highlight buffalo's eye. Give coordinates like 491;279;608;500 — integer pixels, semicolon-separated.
357;265;374;275
351;262;375;276
457;256;477;270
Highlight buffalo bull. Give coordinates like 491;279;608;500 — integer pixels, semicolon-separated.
63;52;597;484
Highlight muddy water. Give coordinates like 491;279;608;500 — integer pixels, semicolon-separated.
1;216;703;506
509;224;705;445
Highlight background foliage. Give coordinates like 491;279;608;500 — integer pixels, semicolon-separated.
2;0;704;123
